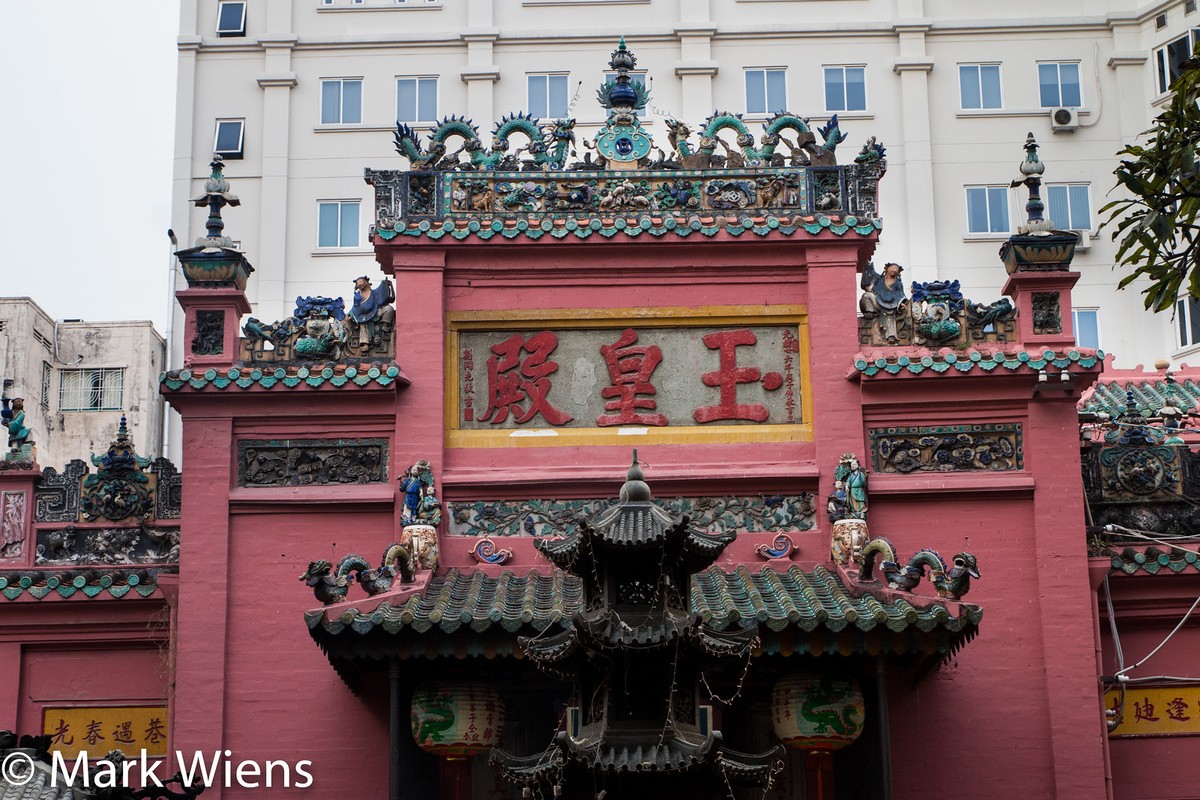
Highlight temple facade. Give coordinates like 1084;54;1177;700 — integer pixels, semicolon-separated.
2;39;1197;800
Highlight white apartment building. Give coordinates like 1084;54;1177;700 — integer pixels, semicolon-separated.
170;0;1200;453
0;299;167;470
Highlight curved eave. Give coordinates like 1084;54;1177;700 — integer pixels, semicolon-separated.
160;362;409;393
377;213;881;245
852;346;1104;379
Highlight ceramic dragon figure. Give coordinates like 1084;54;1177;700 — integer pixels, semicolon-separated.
393;113;576;171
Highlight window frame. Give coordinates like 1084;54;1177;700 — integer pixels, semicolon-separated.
316;200;362;249
215;1;247;36
1045;182;1093;232
958;63;1003;110
964;185;1012;236
320;77;364;125
743;68;788;116
527;73;570;120
213;119;245;159
1178;296;1200;350
1072;308;1101;350
823;65;867;113
395;76;439;124
1155;29;1200;93
58;368;125;413
1037;61;1083;108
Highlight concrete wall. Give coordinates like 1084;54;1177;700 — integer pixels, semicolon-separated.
0;298;166;469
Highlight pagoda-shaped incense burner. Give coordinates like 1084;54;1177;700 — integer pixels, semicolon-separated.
491;452;783;799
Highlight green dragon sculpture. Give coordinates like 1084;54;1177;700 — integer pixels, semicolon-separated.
859;539;979;601
393;113;575;171
664;111;849;168
300;543;414;605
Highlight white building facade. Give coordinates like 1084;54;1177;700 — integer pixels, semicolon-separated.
0;299;167;470
170;0;1200;455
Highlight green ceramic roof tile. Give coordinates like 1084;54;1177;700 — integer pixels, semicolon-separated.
160;362;406;393
308;565;981;642
1081;377;1200;416
853;347;1103;378
376;213;881;244
1107;546;1200;576
0;568;171;601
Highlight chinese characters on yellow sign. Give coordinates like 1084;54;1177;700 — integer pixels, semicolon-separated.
458;325;804;429
1106;687;1200;737
42;706;169;758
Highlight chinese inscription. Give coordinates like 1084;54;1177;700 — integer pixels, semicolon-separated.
1107;687;1200;737
43;706;170;758
459;325;804;429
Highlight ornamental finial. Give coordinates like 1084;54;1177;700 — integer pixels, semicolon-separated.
190;155;242;248
1011;132;1052;234
619;449;652;502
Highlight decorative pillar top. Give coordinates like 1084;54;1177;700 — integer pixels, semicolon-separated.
191;156;242;249
999;132;1078;275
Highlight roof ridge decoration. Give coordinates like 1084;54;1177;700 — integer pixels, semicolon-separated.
366;38;886;240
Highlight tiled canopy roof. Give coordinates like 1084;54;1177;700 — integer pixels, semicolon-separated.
1104;546;1200;576
854;346;1103;378
307;565;981;668
0;567;171;601
159;362;407;392
1081;376;1200;416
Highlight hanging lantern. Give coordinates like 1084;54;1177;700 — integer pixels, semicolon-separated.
772;674;865;800
410;682;505;757
772;673;865;750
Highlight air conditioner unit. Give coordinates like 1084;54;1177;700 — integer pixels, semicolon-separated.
1050;107;1079;133
1071;230;1091;251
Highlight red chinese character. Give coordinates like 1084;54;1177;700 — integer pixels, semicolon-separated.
480;333;573;426
112;721;136;744
693;329;782;423
1167;697;1191;721
596;328;668;427
1133;699;1160;723
49;718;74;746
144;718;166;744
83;720;106;746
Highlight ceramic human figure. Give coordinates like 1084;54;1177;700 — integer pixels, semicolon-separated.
833;453;868;520
5;399;32;453
346;276;396;350
859;262;907;344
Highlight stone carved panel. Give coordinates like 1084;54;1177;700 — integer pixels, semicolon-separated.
1032;292;1062;335
869;424;1024;473
1;491;27;560
35;460;87;522
192;310;225;355
34;524;181;566
237;439;388;487
447;493;816;538
151;458;182;519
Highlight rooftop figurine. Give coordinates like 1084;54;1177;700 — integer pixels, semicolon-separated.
3;398;32;457
859;261;907;344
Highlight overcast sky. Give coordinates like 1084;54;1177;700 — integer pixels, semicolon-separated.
0;2;179;333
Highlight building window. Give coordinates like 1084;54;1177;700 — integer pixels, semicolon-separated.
214;119;245;159
824;66;866;112
745;69;787;115
1038;62;1082;107
41;362;51;409
1178;297;1200;349
318;201;360;248
216;1;246;36
59;368;124;412
528;74;569;120
965;186;1010;234
396;77;437;123
1072;309;1100;349
1046;183;1091;230
959;64;1002;110
321;79;362;124
1156;30;1200;93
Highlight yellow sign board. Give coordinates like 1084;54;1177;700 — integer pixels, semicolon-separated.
42;706;169;758
1106;687;1200;737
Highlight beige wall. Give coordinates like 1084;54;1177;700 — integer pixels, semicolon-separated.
0;298;166;470
169;0;1200;436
